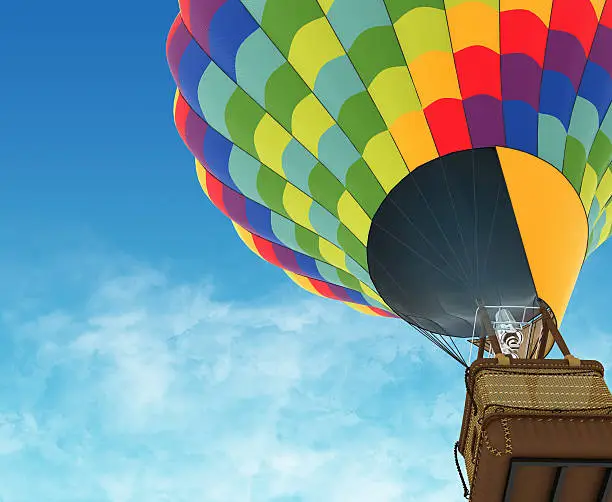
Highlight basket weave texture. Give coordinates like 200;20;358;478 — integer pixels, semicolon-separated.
459;359;612;483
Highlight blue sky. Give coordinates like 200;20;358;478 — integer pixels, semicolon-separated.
2;1;612;501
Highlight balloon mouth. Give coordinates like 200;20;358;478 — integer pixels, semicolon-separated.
367;147;540;339
367;146;586;343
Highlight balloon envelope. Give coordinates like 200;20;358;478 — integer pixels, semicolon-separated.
167;0;612;340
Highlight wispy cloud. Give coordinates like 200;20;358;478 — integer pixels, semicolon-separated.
1;254;607;502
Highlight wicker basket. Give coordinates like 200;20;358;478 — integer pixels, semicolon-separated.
458;358;612;502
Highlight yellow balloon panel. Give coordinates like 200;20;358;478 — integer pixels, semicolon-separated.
497;147;589;323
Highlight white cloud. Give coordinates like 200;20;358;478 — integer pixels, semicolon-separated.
0;414;38;456
0;259;464;501
429;392;463;428
2;256;608;502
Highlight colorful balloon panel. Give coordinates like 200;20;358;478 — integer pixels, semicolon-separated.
167;0;612;330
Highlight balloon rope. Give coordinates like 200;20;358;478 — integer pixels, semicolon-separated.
415;326;468;366
464;367;478;416
454;441;470;499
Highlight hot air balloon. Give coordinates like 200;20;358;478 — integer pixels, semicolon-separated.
167;2;612;500
166;0;612;366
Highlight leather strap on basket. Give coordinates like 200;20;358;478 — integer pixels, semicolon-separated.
477;307;510;365
536;320;550;359
537;301;581;366
477;336;486;359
